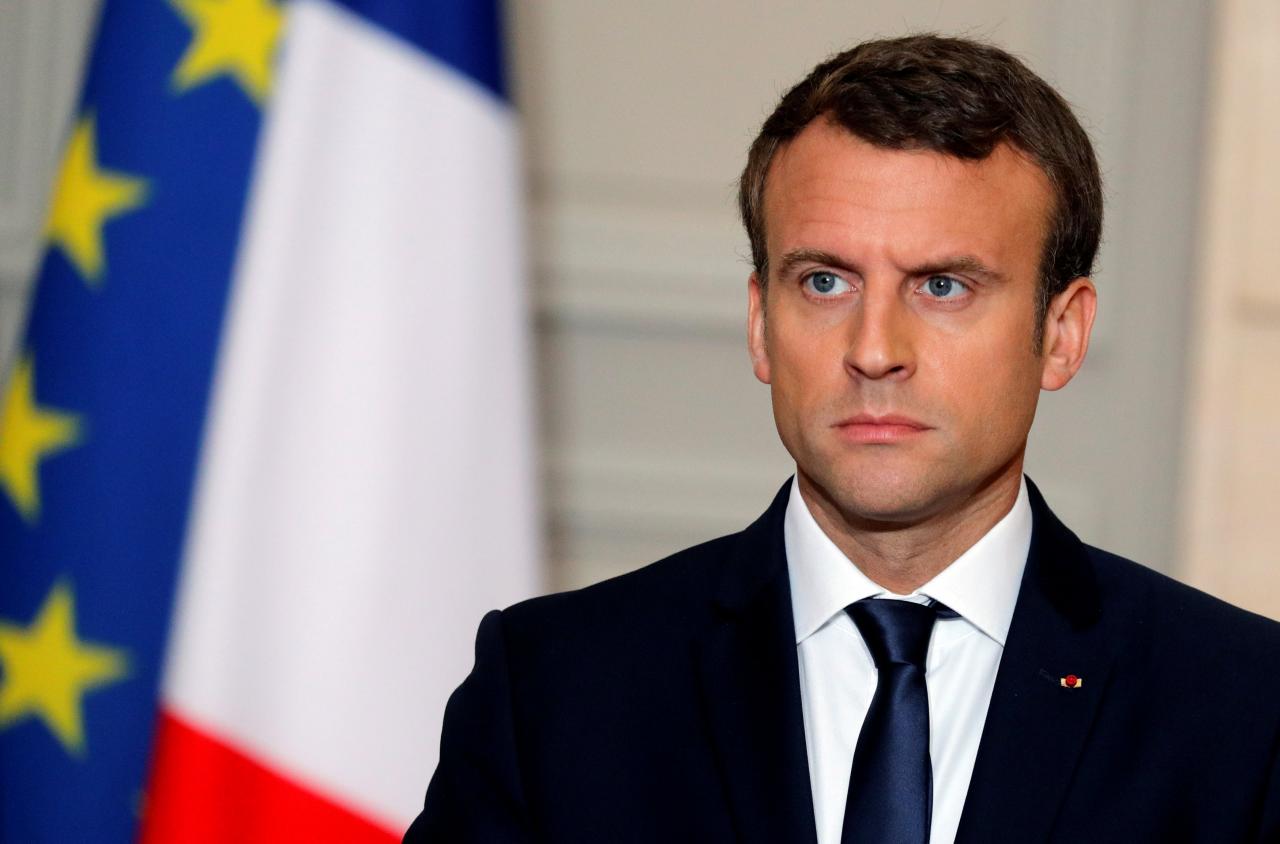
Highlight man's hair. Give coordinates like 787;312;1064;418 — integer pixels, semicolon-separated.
738;34;1102;344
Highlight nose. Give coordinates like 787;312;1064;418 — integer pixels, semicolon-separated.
844;284;914;381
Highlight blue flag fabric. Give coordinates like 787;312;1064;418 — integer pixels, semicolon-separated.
0;0;271;839
0;0;519;839
329;0;507;98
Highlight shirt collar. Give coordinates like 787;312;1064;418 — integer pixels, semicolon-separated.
784;475;1032;647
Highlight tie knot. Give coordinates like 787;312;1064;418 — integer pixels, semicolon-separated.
846;598;938;669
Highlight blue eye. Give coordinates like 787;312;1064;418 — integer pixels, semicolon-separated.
803;271;850;296
921;275;968;299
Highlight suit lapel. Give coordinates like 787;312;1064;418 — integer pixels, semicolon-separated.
694;482;818;844
955;479;1119;843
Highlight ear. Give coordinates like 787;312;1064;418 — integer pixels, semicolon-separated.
747;273;771;384
1040;277;1097;391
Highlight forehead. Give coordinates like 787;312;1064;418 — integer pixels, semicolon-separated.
761;119;1053;275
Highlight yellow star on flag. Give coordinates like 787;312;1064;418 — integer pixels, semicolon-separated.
44;115;148;286
0;580;129;756
0;355;81;523
169;0;284;105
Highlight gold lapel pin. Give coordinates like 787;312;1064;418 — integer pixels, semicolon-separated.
1060;674;1082;689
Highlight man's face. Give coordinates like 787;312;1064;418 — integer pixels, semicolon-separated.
748;119;1066;524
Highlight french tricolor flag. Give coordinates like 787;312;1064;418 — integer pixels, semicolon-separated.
145;0;542;839
0;0;539;840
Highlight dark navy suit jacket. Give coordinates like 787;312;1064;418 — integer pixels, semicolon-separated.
405;480;1280;842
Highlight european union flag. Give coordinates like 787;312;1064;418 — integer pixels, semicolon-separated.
0;0;281;839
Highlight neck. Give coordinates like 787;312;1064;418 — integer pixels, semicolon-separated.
797;459;1024;594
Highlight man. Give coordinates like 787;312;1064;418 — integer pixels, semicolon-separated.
406;34;1280;843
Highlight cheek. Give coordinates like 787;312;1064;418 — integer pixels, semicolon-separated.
927;318;1041;427
769;323;845;401
764;332;845;448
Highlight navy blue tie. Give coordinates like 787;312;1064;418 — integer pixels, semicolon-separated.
840;598;939;844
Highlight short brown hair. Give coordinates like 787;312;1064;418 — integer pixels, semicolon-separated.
738;34;1102;343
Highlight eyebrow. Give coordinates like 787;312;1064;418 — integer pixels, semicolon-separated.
910;255;1008;284
773;248;1008;284
774;249;851;280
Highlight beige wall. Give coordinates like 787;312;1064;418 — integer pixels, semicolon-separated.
509;0;1215;590
0;1;98;377
1181;0;1280;619
9;1;1272;615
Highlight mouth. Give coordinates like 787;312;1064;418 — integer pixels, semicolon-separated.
832;413;932;444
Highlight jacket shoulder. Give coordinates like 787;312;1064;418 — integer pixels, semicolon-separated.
1087;544;1280;668
497;531;741;644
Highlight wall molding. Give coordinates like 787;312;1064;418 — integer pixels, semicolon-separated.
531;194;749;335
546;446;790;535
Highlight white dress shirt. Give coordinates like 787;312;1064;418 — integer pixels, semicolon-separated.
785;476;1032;844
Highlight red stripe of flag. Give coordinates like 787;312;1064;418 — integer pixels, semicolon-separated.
140;709;401;843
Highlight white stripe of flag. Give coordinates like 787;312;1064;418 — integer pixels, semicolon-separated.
158;0;541;832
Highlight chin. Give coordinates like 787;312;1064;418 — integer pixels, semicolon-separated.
841;486;939;525
808;460;945;525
